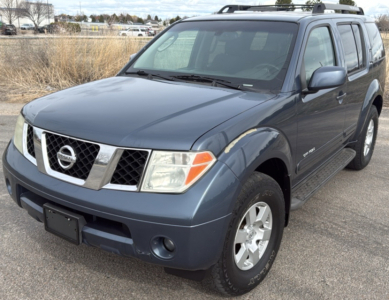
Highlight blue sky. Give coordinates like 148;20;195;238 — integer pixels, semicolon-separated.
51;0;388;19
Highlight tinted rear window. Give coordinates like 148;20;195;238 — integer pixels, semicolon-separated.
338;25;359;73
352;25;365;69
365;23;385;62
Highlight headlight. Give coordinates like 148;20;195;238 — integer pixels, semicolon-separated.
141;151;216;193
14;114;25;154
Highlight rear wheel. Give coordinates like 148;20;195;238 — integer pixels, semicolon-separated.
347;105;378;170
208;172;285;296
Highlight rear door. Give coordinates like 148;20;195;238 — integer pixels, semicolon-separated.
335;22;370;141
294;21;346;183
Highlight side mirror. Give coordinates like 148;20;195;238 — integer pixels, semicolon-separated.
129;53;137;61
307;66;347;92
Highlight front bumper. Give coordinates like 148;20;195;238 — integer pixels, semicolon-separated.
3;141;241;270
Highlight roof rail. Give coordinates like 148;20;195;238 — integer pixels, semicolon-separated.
312;3;364;15
217;4;311;14
217;3;364;15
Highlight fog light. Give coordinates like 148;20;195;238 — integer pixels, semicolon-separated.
151;236;176;259
163;238;175;252
6;179;12;195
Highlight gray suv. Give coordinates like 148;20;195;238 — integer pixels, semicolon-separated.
2;3;386;296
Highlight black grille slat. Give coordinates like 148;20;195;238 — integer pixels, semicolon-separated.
111;150;149;186
45;133;100;180
27;125;36;158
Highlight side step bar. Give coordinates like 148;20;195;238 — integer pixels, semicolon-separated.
291;148;356;211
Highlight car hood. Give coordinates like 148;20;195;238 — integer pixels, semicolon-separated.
23;76;275;150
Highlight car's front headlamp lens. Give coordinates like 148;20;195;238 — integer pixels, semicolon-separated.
14;114;25;154
141;151;216;193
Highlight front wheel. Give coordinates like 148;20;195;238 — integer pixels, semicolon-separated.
347;105;378;170
208;172;285;296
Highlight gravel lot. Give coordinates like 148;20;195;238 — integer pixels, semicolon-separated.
0;108;388;300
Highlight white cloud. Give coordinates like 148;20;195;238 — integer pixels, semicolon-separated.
50;0;387;19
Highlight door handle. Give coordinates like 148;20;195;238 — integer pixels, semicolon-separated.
336;93;347;104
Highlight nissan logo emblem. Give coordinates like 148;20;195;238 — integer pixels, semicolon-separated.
57;145;77;170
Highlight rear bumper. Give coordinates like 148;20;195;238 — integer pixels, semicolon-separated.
3;141;241;270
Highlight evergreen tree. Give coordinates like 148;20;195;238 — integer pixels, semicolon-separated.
126;14;133;23
304;0;322;11
275;0;293;4
275;0;294;10
339;0;356;6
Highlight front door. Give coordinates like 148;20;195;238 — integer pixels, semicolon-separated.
295;24;346;184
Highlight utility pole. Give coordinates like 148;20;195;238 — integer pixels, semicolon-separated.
47;0;49;25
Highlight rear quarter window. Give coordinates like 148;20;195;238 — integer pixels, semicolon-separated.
365;23;385;62
337;25;359;73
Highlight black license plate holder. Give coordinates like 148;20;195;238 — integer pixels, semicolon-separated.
43;203;86;245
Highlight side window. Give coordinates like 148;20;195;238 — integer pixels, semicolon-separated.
304;27;336;84
365;23;385;62
337;25;359;73
352;25;365;69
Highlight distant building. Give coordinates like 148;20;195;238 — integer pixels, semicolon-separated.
145;20;159;27
0;2;54;27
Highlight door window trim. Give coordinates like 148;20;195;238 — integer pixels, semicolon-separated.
336;21;368;76
299;23;339;91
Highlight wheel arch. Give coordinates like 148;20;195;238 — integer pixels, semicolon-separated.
353;79;383;141
217;127;293;226
255;158;291;226
372;95;383;116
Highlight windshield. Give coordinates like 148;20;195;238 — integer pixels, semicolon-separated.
127;21;298;91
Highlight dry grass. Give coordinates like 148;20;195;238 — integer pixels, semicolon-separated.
0;36;145;103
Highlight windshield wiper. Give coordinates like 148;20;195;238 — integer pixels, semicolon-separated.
126;70;176;82
172;75;242;90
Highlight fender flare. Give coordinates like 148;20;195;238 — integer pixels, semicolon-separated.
352;79;383;141
217;127;293;220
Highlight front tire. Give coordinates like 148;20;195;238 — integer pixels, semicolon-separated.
209;172;285;296
347;105;378;170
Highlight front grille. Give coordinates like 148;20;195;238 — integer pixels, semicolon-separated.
45;133;100;180
27;125;35;158
111;150;149;186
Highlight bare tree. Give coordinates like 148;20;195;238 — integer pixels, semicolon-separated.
19;0;53;30
0;0;19;25
376;14;389;33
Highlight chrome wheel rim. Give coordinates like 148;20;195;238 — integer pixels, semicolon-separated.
364;119;374;157
233;202;272;271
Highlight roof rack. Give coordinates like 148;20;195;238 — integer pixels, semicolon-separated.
313;3;364;15
217;3;364;15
